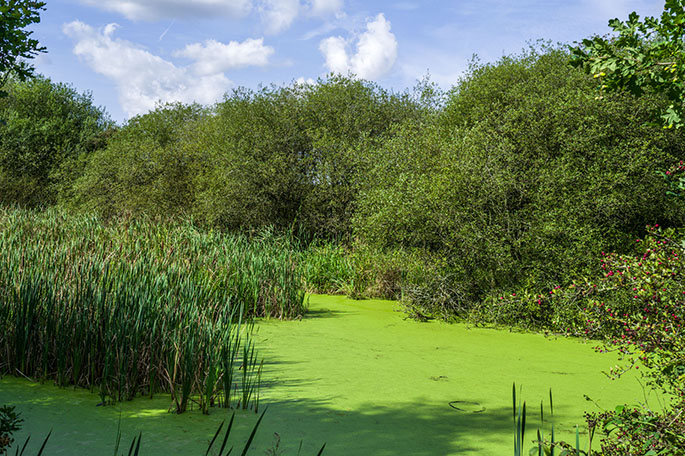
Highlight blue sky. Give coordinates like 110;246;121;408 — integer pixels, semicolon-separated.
30;0;663;123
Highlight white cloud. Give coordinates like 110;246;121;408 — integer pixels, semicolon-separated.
295;76;316;85
63;21;273;117
319;35;349;73
79;0;347;34
79;0;253;21
319;13;397;79
309;0;344;17
258;0;346;34
259;0;300;34
174;38;273;75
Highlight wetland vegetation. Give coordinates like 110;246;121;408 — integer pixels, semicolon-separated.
2;1;685;454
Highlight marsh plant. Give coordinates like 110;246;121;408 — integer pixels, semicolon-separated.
0;208;306;412
0;405;22;455
0;405;50;456
3;407;326;456
512;386;595;456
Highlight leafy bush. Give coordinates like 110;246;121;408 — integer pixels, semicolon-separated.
355;46;685;318
294;76;429;239
69;102;206;219
495;226;685;453
0;76;111;207
300;241;356;294
0;405;22;455
69;76;426;240
588;401;685;455
192;76;427;237
301;241;432;302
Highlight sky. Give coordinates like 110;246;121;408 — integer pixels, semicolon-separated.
29;0;664;123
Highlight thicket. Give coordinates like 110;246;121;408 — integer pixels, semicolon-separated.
2;46;684;323
0;76;112;207
69;76;429;238
358;47;685;317
507;226;685;455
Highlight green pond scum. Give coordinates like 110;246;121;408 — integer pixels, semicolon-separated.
1;295;656;455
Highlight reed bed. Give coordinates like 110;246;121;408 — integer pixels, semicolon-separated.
0;208;306;412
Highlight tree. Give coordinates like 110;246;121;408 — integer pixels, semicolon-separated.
571;2;685;205
571;0;685;128
0;76;112;207
0;0;46;97
355;47;685;315
69;102;204;218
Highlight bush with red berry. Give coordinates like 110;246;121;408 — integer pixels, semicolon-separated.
496;225;685;454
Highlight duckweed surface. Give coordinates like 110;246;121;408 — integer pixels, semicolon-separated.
1;295;655;455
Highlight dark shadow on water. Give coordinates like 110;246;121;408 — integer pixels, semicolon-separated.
257;396;514;455
301;308;353;319
1;374;527;456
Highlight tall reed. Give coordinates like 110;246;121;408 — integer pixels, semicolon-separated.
0;208;306;412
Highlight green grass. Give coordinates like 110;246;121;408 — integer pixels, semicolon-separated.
0;208;306;411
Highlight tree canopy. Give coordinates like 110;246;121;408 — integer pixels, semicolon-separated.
0;0;46;96
571;0;685;128
0;76;113;207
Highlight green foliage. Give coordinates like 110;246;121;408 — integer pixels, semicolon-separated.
300;241;437;306
192;76;425;237
341;245;431;301
498;226;685;390
571;0;685;128
295;76;428;239
497;227;685;453
0;208;308;411
69;102;204;218
6;47;684;329
300;241;356;294
0;1;46;96
588;228;684;395
0;76;112;207
589;401;685;455
189;85;310;233
661;160;685;198
355;46;685;318
70;76;425;239
0;405;22;455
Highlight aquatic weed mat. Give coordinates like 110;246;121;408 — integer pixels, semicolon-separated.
2;295;654;455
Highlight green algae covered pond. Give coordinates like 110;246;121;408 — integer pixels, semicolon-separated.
1;295;655;455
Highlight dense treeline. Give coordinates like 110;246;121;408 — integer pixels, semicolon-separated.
358;48;685;315
2;45;684;319
0;76;112;207
67;75;429;237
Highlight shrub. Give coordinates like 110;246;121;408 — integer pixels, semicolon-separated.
0;405;22;455
354;45;685;318
69;102;206;219
300;241;356;295
300;241;433;302
69;76;426;240
0;76;111;207
497;226;685;453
